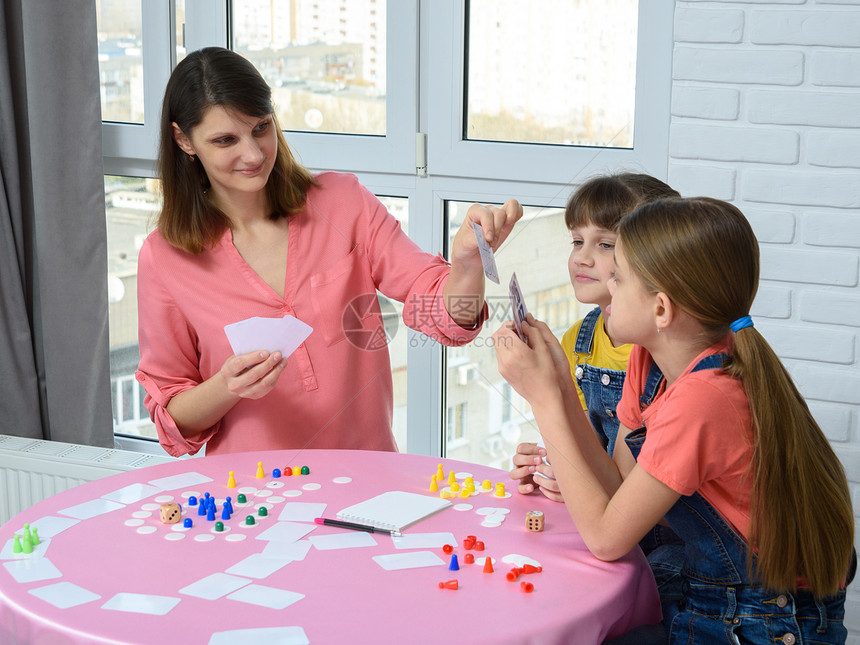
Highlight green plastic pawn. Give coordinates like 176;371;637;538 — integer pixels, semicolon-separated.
245;515;256;526
22;523;32;542
12;535;22;554
237;493;247;504
300;465;310;475
215;521;224;532
258;506;268;517
21;534;32;554
30;527;40;546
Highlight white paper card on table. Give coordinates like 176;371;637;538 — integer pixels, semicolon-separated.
472;221;500;284
336;491;451;532
3;557;62;583
102;483;163;504
28;516;79;539
179;573;252;600
308;532;377;551
255;521;316;544
209;626;310;645
226;584;305;610
262;540;313;561
390;532;456;550
373;551;446;571
225;553;292;579
58;499;126;520
101;592;180;616
278;502;327;523
147;472;213;491
509;271;529;343
0;537;52;560
28;581;101;609
224;315;313;358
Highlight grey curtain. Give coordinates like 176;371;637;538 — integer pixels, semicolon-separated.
0;1;112;446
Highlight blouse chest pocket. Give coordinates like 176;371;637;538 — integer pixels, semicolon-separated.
309;245;380;347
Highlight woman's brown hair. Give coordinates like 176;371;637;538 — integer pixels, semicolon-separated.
565;173;679;232
619;197;854;597
156;47;317;254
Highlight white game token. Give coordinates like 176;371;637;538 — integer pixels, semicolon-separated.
254;503;274;513
136;526;157;534
225;533;247;542
165;532;185;541
256;490;272;498
455;472;473;480
140;503;161;511
481;520;503;528
302;483;321;491
124;519;144;527
154;495;174;503
132;511;152;519
238;487;257;495
476;507;502;515
502;554;542;568
491;508;511;515
171;524;190;532
180;491;200;499
283;490;302;498
265;481;284;489
194;534;215;542
453;504;473;511
333;477;352;484
266;496;285;504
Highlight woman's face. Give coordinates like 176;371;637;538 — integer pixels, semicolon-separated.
173;105;277;204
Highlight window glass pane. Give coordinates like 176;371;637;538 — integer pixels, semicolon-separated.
176;0;187;63
232;0;386;135
106;175;158;439
444;201;590;468
96;0;144;124
466;0;637;148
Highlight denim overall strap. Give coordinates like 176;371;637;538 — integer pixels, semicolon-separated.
573;306;602;354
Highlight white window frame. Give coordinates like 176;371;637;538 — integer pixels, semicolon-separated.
102;0;673;457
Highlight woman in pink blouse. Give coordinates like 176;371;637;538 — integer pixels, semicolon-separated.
136;47;522;457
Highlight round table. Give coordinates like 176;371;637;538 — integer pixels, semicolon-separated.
0;449;661;644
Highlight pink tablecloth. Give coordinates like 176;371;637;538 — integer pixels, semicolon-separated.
0;449;660;644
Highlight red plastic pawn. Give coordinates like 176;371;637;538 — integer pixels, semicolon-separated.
474;541;485;551
283;467;293;477
442;544;454;555
522;564;542;574
463;553;475;564
506;568;522;581
520;581;535;593
438;580;459;590
482;558;494;574
463;538;475;550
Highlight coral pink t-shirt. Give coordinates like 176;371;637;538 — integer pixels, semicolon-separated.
616;337;754;539
136;172;484;457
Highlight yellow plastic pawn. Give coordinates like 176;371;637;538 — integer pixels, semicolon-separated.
255;462;265;479
459;487;471;498
436;463;445;480
450;481;460;493
481;479;492;491
447;471;456;486
465;477;474;487
494;482;506;497
440;490;455;499
292;466;301;476
429;475;439;492
227;471;237;488
466;481;476;494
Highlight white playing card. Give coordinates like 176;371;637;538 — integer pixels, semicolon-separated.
226;584;304;610
472;222;500;284
509;272;529;342
209;626;310;645
372;551;445;571
224;315;313;358
29;581;101;609
179;573;252;600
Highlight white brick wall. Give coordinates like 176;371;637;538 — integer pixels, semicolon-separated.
668;2;860;639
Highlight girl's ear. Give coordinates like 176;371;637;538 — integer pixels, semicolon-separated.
172;122;195;156
654;291;675;333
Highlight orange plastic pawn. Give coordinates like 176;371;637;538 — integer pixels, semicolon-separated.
463;553;475;564
429;475;438;492
520;581;535;593
255;462;265;479
522;564;542;574
227;471;237;488
506;568;522;581
438;580;459;590
482;558;494;573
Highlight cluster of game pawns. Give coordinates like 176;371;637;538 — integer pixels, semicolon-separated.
437;535;542;593
10;523;40;554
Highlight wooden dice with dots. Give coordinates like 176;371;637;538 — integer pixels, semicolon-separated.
159;502;182;524
526;510;544;532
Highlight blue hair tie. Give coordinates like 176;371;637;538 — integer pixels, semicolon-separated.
730;315;754;333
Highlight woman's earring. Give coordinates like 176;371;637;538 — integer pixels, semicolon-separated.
189;154;196;162
656;327;661;334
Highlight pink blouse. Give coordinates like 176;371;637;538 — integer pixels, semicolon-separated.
136;172;484;457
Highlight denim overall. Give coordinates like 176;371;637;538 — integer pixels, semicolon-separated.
625;353;848;645
573;307;626;457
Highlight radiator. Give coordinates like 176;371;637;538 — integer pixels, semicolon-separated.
0;434;176;527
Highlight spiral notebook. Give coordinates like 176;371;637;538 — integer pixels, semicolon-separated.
336;491;451;532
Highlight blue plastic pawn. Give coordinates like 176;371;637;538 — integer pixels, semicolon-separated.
224;497;234;514
272;468;281;478
206;505;216;521
448;554;459;571
30;527;40;546
12;535;21;554
197;501;207;516
188;496;198;506
183;518;193;528
221;506;231;521
207;497;217;513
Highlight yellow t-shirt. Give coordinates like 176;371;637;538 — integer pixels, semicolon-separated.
560;311;633;412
